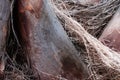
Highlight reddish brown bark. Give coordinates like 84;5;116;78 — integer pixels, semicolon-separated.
16;0;89;79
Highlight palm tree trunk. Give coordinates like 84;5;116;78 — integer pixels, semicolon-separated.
16;0;89;79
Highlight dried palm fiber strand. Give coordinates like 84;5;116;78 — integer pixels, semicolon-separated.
78;0;100;4
1;0;39;79
53;0;100;5
39;71;67;80
53;0;120;38
16;0;90;79
52;1;120;80
99;7;120;52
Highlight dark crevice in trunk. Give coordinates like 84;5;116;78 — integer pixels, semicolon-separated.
6;0;38;79
7;0;28;65
13;0;25;65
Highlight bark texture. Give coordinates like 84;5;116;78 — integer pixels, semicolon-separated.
16;0;89;79
0;0;11;76
0;0;10;55
99;7;120;52
78;0;100;4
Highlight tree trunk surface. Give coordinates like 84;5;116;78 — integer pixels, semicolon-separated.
0;0;11;77
16;0;89;80
1;0;120;80
99;7;120;52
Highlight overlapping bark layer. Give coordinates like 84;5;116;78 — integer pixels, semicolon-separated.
16;0;89;79
0;0;120;80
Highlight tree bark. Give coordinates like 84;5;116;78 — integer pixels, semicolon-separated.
0;0;11;77
78;0;100;5
16;0;89;79
99;7;120;52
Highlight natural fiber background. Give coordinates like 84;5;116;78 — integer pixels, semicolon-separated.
52;0;120;80
4;0;120;80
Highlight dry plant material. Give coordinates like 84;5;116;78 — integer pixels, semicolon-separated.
1;0;120;80
16;0;89;79
52;2;120;79
54;0;120;37
0;0;11;77
76;0;100;5
99;7;120;52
